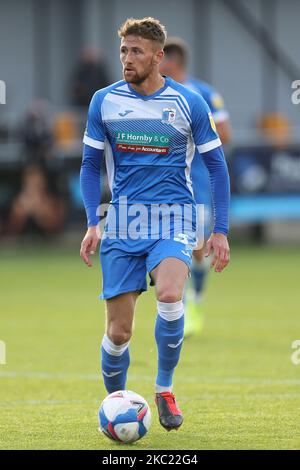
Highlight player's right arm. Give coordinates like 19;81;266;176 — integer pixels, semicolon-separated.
206;91;231;144
80;91;105;267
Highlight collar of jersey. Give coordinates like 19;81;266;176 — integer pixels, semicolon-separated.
127;76;170;101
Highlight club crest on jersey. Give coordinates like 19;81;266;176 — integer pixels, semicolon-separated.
162;108;176;124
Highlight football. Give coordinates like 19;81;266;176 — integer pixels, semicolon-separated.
98;390;151;444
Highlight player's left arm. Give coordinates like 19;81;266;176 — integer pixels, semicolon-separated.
191;94;230;273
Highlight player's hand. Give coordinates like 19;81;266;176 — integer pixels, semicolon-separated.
80;226;101;267
205;233;230;273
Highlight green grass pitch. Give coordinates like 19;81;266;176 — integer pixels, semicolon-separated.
0;244;300;449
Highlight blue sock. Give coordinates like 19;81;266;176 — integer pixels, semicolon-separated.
155;300;184;392
101;334;130;393
191;259;208;298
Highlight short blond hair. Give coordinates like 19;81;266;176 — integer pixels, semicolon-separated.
118;17;167;48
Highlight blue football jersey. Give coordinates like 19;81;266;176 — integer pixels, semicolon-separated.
183;77;229;207
184;76;229;125
83;77;221;208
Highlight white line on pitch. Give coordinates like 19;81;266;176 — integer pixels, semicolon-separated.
0;399;99;407
1;370;300;386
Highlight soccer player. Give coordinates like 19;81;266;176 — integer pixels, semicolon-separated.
160;37;231;336
80;17;230;431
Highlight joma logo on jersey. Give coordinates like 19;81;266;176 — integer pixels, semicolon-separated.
118;109;134;117
162;108;176;124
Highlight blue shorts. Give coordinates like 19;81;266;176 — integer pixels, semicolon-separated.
99;234;195;300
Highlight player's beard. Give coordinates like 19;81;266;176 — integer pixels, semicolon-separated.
123;59;154;85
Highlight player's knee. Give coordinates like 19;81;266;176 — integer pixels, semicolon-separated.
156;287;182;303
107;328;132;346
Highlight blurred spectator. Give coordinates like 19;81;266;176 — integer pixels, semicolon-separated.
256;112;292;149
19;100;53;165
6;165;66;236
0;119;9;142
53;111;79;150
70;47;110;106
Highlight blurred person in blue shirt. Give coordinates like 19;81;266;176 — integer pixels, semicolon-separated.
160;37;231;336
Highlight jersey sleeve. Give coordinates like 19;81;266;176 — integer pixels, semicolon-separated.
83;91;106;150
80;144;104;227
191;93;222;154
